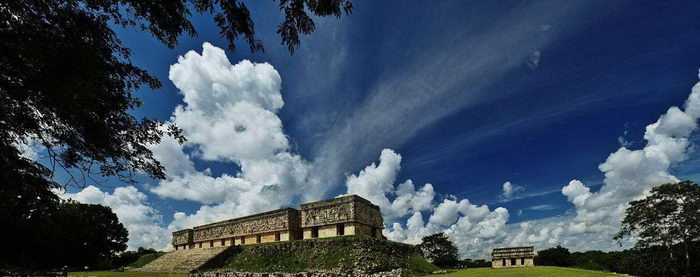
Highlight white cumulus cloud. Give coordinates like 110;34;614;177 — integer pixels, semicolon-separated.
501;181;524;200
345;149;436;220
346;149;509;257
146;43;324;231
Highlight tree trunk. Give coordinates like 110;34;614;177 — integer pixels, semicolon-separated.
667;243;678;277
683;240;690;277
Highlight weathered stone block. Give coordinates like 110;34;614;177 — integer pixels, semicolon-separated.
317;225;337;238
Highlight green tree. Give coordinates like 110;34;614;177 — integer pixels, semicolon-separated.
47;201;129;269
535;245;572;267
615;180;700;277
418;233;460;268
1;201;128;272
0;0;352;270
570;250;613;271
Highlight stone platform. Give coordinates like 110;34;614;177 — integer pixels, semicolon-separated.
132;246;232;273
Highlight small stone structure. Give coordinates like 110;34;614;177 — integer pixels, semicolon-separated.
172;195;384;250
491;246;535;268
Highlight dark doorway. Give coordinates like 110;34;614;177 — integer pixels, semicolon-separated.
311;226;319;238
521;258;525;265
256;234;261;243
337;223;345;236
241;236;246;245
511;258;516;265
502;259;506;266
275;232;281;241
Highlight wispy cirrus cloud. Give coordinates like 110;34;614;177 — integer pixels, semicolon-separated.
303;1;612;189
525;204;556;211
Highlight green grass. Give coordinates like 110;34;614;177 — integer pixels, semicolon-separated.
427;266;624;277
129;252;165;268
405;255;441;274
69;272;186;277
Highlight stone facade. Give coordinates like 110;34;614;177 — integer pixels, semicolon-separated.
491;246;535;268
173;208;302;250
300;195;383;239
172;195;384;250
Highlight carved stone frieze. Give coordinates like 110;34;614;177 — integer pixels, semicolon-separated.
194;214;287;241
172;229;193;245
301;195;383;228
189;208;300;242
301;201;355;227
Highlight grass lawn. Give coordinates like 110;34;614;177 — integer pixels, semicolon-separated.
428;266;625;277
69;272;187;277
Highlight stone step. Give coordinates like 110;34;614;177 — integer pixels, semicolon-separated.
133;247;232;273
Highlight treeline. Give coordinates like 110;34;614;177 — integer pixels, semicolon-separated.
536;243;700;277
456;258;490;268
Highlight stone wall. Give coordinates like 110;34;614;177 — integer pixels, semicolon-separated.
491;257;534;268
192;208;301;243
347;222;381;238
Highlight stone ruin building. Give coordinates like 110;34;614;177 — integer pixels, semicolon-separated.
172;195;384;250
491;246;535;268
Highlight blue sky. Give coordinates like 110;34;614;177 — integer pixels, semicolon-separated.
53;0;700;257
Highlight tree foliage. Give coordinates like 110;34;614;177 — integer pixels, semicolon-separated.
530;243;700;277
458;258;490;268
615;180;700;276
1;0;352;188
418;233;460;268
535;245;573;267
112;247;160;269
47;201;129;269
1;201;128;272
